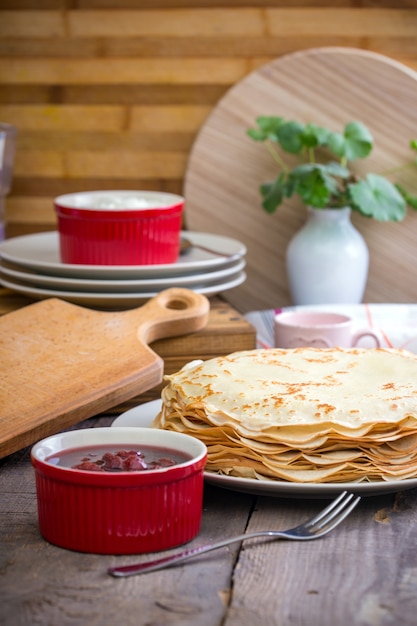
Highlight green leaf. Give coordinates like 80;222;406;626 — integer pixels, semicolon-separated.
289;162;352;207
321;161;350;178
290;165;332;207
247;128;267;141
348;174;407;221
248;115;416;221
344;122;373;159
328;122;373;161
326;131;345;158
300;123;330;149
259;177;286;213
259;172;296;212
257;116;285;134
276;121;305;154
396;184;417;210
408;139;417;165
247;116;286;142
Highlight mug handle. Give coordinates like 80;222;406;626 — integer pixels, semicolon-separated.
351;329;381;348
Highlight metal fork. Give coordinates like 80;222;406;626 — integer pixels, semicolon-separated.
108;490;360;578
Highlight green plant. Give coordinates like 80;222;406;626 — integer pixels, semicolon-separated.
247;117;417;221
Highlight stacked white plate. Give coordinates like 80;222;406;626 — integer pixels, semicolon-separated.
0;231;246;308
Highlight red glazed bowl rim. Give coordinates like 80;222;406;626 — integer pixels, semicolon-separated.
31;427;207;487
54;190;184;218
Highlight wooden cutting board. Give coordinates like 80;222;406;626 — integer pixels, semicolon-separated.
0;287;209;458
184;47;417;312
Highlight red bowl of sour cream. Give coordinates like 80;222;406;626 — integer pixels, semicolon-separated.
54;190;184;265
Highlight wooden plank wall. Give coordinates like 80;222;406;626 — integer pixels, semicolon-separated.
0;1;416;251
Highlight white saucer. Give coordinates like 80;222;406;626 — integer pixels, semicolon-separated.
112;401;417;498
0;258;245;293
0;231;246;279
113;399;163;427
0;271;246;308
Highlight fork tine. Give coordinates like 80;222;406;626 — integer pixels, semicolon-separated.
304;491;353;527
316;494;361;533
307;493;361;537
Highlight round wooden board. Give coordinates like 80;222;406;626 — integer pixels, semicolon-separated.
184;47;417;313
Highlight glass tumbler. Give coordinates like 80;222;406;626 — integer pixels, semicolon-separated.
0;123;17;241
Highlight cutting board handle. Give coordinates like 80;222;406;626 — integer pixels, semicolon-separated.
132;288;210;344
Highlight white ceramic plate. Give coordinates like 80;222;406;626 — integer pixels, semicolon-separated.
0;231;246;279
112;400;417;498
0;271;246;308
0;258;245;293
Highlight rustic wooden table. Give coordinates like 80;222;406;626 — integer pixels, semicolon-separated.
2;417;417;625
1;290;417;625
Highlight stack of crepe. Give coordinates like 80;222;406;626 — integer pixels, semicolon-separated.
153;348;417;483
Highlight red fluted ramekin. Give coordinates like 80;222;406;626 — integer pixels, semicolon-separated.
54;190;184;265
31;427;207;555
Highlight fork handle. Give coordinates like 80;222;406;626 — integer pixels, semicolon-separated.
108;531;268;577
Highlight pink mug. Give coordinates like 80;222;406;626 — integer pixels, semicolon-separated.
274;311;381;349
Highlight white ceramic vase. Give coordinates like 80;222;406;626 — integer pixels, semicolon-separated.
285;206;369;305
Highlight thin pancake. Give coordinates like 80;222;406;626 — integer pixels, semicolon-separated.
153;348;417;483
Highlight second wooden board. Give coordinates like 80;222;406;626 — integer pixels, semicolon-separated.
184;47;417;312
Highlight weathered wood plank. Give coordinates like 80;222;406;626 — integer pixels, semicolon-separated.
266;8;417;36
15;150;64;177
8;176;183;196
0;105;126;131
5;196;56;223
2;35;417;65
2;1;416;9
67;149;187;178
0;104;210;132
0;10;64;37
2;8;416;39
12;149;187;178
0;85;228;106
0;422;256;626
225;490;417;626
2;425;416;626
0;58;249;84
69;8;265;37
15;131;195;153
